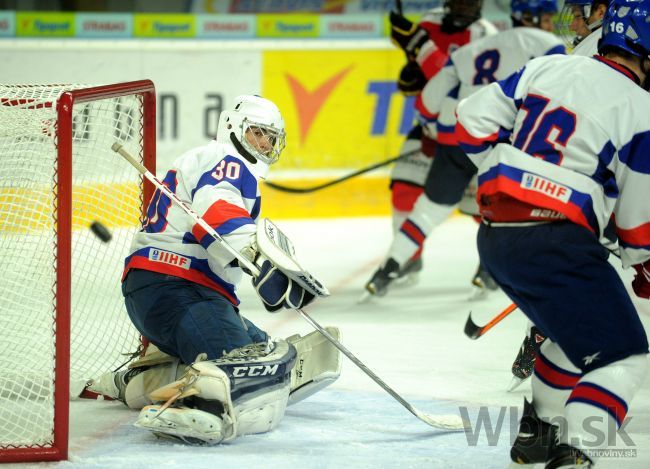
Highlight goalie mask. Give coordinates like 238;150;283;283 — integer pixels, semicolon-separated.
217;95;286;178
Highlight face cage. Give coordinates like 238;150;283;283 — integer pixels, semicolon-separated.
557;3;592;47
241;118;286;165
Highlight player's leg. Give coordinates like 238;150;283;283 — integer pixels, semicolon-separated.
365;144;474;296
478;222;649;466
135;338;297;444
123;269;267;364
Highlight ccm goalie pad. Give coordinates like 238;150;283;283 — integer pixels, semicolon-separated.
251;218;330;299
135;339;297;445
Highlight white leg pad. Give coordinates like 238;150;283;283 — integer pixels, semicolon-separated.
287;327;342;405
125;359;184;409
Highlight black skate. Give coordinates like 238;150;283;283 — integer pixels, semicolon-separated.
469;262;499;300
510;398;558;465
394;257;423;286
363;258;401;298
508;326;547;391
545;444;593;468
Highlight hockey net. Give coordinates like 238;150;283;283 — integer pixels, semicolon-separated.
0;81;156;462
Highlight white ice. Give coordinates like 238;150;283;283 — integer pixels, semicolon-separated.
16;216;650;468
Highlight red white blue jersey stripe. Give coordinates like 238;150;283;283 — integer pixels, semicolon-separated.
124;140;264;305
456;54;650;268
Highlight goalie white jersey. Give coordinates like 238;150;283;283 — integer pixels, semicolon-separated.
456;54;650;267
124;140;261;305
419;26;565;145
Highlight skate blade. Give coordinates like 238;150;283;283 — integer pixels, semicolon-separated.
507;376;529;392
357;290;373;304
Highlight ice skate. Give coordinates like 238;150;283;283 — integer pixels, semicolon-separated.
510;398;558;465
508;327;547;392
361;258;401;300
393;257;423;287
468;262;499;300
544;444;593;468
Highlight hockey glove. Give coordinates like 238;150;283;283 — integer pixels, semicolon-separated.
632;260;650;299
398;61;427;96
253;260;316;312
389;11;429;58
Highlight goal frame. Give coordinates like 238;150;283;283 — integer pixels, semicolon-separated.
0;80;156;463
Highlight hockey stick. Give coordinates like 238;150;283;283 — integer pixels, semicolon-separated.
112;143;467;432
263;148;419;194
464;303;518;340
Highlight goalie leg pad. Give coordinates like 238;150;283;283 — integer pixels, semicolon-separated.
124;358;184;409
135;339;296;444
287;326;342;405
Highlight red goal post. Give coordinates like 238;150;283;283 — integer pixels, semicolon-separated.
0;80;156;462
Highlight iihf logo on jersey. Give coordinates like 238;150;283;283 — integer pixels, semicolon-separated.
521;172;572;203
149;249;190;270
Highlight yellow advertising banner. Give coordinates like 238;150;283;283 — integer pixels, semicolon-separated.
16;12;75;37
263;49;412;172
256;14;319;38
133;14;195;38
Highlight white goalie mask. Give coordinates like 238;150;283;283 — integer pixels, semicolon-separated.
217;95;286;175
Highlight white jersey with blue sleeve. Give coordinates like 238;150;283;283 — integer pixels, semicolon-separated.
123;139;262;305
456;54;650;268
420;27;565;145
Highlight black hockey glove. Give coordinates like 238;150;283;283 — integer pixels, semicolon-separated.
253;260;316;312
398;61;427;96
389;11;429;58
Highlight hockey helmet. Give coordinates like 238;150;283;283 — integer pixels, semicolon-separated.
217;95;286;167
442;0;483;31
557;0;610;46
511;0;559;27
598;0;650;59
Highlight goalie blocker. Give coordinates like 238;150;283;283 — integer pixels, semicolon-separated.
86;327;342;444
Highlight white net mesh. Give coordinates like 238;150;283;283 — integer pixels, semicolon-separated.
0;84;146;450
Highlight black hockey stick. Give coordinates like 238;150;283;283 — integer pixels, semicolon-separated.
263;148;419;194
395;0;403;14
464;303;518;340
113;142;467;432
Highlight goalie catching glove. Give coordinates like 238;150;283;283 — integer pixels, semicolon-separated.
253;259;315;312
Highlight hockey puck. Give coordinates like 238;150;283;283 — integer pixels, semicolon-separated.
90;221;112;243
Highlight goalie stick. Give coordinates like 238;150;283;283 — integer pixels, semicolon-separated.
112;143;467;432
263;148;419;194
464;303;518;340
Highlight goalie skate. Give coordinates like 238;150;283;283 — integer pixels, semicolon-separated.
136;405;229;445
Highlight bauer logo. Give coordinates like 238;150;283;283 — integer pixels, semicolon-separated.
149;249;191;270
232;364;279;377
521;172;572;203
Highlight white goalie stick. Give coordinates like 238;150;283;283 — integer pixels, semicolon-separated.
112;142;467;431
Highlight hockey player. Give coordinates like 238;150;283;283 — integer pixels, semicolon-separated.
383;0;497;286
365;0;564;299
558;0;610;56
456;0;650;465
88;95;342;444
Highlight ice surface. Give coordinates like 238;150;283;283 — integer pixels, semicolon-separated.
15;216;650;468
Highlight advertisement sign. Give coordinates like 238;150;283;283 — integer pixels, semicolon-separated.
134;14;195;38
76;13;132;38
196;14;255;38
319;15;382;38
256;14;319;38
263;49;412;171
16;12;75;37
0;11;15;37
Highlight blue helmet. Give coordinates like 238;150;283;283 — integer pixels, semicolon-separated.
598;0;650;59
511;0;559;24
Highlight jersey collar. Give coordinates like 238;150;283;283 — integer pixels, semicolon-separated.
593;55;641;85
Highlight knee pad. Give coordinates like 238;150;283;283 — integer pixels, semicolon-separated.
135;339;297;444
